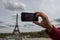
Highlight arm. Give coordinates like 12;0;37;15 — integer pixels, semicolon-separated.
33;12;60;40
45;26;60;40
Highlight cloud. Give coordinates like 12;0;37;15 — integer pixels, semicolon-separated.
0;24;8;28
2;0;60;33
54;18;60;22
55;24;60;26
0;21;8;28
0;21;4;24
37;0;60;19
11;14;21;20
7;24;15;27
0;25;7;28
3;0;26;11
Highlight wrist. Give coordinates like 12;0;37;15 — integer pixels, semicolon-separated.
47;25;53;32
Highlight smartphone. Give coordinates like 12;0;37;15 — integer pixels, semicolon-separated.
21;12;38;21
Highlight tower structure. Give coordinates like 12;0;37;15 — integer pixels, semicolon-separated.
5;14;22;40
13;14;22;40
13;14;20;34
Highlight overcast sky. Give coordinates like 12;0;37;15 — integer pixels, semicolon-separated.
0;0;60;33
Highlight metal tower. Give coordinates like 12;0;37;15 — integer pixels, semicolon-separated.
12;14;22;40
13;14;20;34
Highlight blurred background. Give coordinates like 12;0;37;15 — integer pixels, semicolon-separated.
0;0;60;33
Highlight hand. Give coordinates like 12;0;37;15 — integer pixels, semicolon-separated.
33;12;53;30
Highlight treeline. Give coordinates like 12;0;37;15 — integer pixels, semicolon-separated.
0;30;49;38
0;33;11;38
21;30;49;38
0;28;60;38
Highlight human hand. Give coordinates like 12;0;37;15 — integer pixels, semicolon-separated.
33;12;53;30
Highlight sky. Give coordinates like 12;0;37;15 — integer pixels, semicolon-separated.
0;0;60;33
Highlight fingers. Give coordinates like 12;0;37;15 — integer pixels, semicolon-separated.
33;21;41;26
35;12;48;20
35;12;41;17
